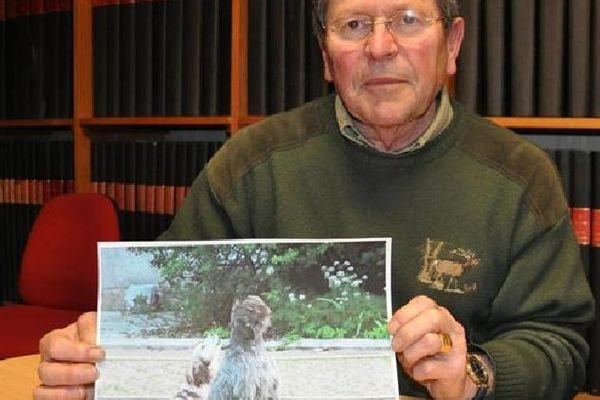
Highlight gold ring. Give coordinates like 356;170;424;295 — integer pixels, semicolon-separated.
439;333;453;354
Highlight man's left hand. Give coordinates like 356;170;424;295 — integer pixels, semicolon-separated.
388;295;477;400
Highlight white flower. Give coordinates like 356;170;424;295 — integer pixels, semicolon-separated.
344;261;351;266
351;280;361;287
362;275;368;280
288;293;296;302
347;266;354;271
336;270;345;277
329;266;336;272
299;294;306;300
334;261;340;266
266;265;274;275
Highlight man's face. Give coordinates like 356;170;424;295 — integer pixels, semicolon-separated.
321;0;464;129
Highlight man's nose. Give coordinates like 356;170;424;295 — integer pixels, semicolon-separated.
365;22;399;60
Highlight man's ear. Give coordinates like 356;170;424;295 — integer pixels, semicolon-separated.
445;17;465;76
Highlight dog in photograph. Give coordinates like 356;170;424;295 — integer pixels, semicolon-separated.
173;335;222;399
207;295;279;400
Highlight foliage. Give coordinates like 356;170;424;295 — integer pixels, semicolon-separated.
129;242;388;339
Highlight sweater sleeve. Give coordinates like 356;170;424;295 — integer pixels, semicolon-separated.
481;210;595;400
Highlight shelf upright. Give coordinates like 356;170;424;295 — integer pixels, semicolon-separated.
230;0;249;134
72;0;94;192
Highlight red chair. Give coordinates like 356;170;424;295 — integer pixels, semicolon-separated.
0;193;120;359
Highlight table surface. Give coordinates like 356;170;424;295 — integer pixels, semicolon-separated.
0;354;598;400
0;354;41;400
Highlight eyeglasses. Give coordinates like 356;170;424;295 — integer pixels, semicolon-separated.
325;9;445;42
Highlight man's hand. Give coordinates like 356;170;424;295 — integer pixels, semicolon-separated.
34;312;104;400
388;295;477;400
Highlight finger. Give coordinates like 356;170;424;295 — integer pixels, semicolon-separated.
399;332;445;370
388;295;438;334
33;385;87;400
412;356;462;383
38;360;99;387
76;312;98;345
40;333;104;363
390;306;445;353
39;322;77;360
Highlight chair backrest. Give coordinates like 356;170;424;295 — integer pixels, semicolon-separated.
18;193;120;311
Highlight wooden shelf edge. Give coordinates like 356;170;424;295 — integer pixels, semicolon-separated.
487;117;600;130
79;116;232;127
3;116;600;132
0;119;73;128
238;115;266;126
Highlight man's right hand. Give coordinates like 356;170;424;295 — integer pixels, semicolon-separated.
34;312;104;399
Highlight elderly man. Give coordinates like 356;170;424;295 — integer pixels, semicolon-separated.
35;0;594;399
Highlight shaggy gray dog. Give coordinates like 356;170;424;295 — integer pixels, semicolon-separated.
207;295;279;400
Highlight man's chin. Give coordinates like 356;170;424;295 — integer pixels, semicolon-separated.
359;107;417;127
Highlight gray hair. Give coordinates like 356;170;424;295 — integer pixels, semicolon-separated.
311;0;461;42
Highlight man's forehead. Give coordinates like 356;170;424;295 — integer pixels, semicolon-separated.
327;0;438;15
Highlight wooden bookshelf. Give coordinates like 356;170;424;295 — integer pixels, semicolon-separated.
488;117;600;130
0;119;72;128
79;116;231;128
0;0;598;190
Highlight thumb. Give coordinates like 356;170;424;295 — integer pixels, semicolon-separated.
77;312;98;344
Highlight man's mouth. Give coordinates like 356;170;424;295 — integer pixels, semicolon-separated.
363;77;406;86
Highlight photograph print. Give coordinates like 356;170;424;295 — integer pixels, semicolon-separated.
95;238;398;400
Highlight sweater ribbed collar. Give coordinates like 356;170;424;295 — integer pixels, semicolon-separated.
334;88;454;155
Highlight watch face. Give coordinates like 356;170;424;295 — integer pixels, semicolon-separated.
467;353;489;385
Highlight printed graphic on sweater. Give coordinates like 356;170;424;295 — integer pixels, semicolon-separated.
417;238;480;294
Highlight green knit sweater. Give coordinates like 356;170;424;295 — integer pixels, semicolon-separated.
160;94;595;399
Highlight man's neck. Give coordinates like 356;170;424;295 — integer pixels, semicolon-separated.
354;101;438;153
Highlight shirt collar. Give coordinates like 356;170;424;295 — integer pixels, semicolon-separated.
335;88;454;155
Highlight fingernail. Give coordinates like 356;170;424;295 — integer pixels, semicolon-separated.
88;346;105;360
65;386;86;397
85;365;100;380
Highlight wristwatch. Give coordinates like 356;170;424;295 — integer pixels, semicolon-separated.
466;352;493;400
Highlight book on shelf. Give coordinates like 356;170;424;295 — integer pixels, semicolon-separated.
204;0;231;115
165;0;183;116
182;0;202;116
134;0;153;116
592;1;600;117
58;0;72;117
567;0;591;117
248;0;267;115
284;0;306;111
482;0;505;116
5;0;29;118
152;0;167;115
537;0;565;117
119;0;136;117
105;1;120;116
29;0;45;118
202;0;218;115
0;0;5;119
453;0;479;113
92;1;107;117
267;0;286;114
509;0;535;116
